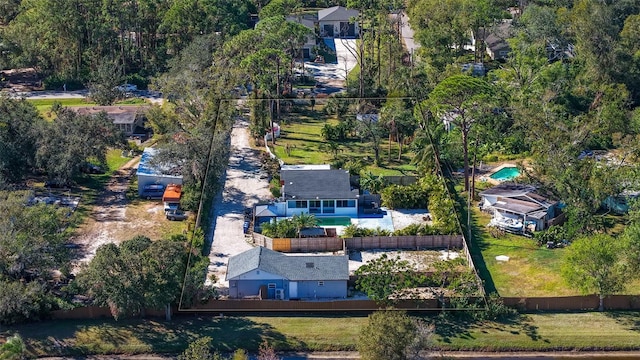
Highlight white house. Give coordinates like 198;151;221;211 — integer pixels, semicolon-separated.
276;167;358;217
479;183;559;232
318;6;359;38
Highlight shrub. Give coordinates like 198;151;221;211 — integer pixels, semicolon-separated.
381;183;429;209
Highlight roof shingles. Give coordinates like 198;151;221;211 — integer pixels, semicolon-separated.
226;247;349;281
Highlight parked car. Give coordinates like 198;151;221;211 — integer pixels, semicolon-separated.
166;209;188;221
140;184;165;200
116;83;138;93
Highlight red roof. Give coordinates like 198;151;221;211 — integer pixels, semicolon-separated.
162;184;182;202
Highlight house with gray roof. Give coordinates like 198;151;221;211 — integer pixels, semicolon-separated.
318;6;359;38
71;105;148;136
275;167;359;217
226;246;349;300
479;183;559;232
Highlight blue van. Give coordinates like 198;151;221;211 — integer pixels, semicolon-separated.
141;184;165;199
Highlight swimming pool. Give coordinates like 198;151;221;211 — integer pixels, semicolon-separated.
316;217;353;226
489;166;520;181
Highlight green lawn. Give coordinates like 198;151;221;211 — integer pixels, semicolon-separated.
5;312;640;356
270;107;416;176
470;208;574;297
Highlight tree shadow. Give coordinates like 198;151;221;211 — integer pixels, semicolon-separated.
605;311;640;332
454;191;497;295
429;313;547;345
135;316;298;353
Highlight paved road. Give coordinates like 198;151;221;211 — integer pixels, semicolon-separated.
401;12;420;57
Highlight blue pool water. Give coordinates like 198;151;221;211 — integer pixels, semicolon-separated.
489;167;520;181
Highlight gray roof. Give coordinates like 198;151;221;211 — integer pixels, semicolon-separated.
479;183;537;198
71;106;148;124
255;204;278;217
492;198;544;215
281;169;358;200
484;21;512;53
318;6;359;22
226;246;349;281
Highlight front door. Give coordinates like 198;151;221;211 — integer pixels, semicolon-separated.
289;281;298;299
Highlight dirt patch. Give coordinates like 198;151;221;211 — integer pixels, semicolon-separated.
348;249;462;274
70;156;187;271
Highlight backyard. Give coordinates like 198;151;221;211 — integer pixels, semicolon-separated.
471;207;640;297
268;104;417;176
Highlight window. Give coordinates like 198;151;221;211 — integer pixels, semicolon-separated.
323;200;335;214
268;283;276;289
309;200;321;214
287;200;307;208
336;200;356;207
318;281;325;286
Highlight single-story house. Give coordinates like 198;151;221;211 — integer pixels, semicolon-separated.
137;147;183;196
479;183;559;232
71;105;148;137
226;246;349;300
275;167;359;217
318;6;359;38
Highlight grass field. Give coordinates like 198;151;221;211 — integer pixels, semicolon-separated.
5;312;640;356
269;107;416;176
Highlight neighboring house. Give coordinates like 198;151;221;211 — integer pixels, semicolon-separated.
71;105;148;137
137;147;183;196
318;6;359;38
226;246;349;300
275;167;359;217
286;15;317;59
471;20;512;61
479;183;559;232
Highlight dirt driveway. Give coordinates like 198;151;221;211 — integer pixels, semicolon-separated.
206;118;271;291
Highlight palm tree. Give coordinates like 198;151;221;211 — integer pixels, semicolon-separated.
292;213;318;237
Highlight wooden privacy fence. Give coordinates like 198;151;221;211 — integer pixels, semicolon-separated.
252;234;463;252
502;295;640;311
345;235;463;250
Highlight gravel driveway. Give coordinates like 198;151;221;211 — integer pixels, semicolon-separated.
206;118;271;291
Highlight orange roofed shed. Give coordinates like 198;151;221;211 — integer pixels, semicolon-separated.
162;184;182;202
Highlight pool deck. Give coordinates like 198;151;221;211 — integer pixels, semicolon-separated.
480;163;518;185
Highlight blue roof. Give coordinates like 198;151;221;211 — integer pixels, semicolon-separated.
137;147;183;179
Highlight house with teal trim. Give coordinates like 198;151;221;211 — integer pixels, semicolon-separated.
274;167;359;218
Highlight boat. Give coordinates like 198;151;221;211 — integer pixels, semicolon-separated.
489;214;524;232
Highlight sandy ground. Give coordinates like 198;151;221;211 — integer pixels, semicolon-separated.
206;118;272;291
348;249;461;274
70;157;138;269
